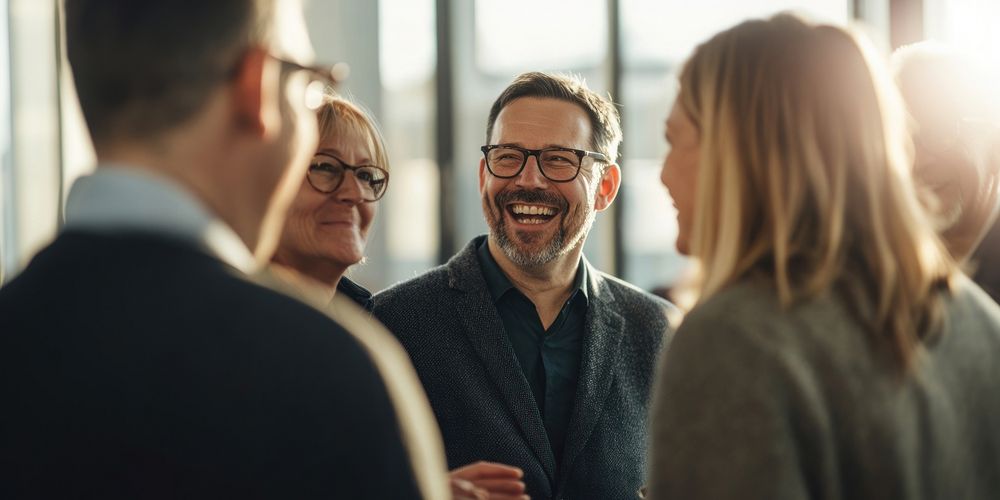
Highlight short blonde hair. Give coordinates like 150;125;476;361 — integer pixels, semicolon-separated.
678;14;956;372
315;91;390;172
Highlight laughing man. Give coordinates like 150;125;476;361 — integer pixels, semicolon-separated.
374;72;676;500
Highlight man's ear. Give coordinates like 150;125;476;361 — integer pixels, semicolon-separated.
594;163;621;211
479;158;487;193
231;46;281;139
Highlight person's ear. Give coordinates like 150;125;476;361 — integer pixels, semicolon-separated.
230;46;282;139
479;157;488;193
594;163;621;211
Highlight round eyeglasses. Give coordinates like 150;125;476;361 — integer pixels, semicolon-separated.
306;158;389;202
480;144;609;182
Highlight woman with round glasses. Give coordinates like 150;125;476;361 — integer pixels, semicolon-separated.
272;92;528;500
272;93;389;309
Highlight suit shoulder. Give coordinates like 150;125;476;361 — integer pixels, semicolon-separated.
373;265;450;308
236;279;338;328
596;271;678;319
372;266;459;344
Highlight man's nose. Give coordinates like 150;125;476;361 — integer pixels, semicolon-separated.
515;154;550;189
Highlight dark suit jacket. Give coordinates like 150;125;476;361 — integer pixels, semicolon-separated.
0;231;425;499
374;236;674;500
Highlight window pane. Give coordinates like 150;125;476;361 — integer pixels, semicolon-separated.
6;0;60;281
926;0;1000;70
622;0;850;66
380;0;436;90
0;0;10;282
379;0;440;283
475;0;606;74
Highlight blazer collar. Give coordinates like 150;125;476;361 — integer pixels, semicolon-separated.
336;277;374;312
557;272;624;493
446;235;490;293
447;236;558;482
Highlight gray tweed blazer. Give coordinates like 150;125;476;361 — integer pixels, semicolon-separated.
374;236;674;500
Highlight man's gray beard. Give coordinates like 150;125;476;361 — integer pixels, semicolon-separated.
493;217;565;268
484;192;596;269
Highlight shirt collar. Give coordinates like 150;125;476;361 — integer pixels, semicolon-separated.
64;165;257;274
476;236;589;306
336;276;374;312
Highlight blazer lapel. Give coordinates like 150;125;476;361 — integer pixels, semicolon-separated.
557;265;624;488
448;238;558;483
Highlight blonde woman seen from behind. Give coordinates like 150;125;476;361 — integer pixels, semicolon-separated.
649;14;1000;500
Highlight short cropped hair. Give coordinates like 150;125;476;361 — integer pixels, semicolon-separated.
316;92;390;173
64;0;275;146
485;72;623;164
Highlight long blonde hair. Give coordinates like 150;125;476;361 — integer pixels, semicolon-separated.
679;14;956;372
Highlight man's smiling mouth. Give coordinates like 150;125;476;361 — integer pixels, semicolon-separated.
506;203;558;225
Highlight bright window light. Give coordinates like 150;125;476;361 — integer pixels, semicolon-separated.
379;0;436;90
931;0;1000;69
622;0;851;65
475;0;607;74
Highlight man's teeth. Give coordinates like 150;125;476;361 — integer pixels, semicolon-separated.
511;204;555;216
518;218;547;224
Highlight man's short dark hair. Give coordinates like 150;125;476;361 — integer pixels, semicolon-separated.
485;72;623;164
64;0;275;146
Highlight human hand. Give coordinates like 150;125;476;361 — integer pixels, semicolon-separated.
450;461;529;500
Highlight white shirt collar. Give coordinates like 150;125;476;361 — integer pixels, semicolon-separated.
64;165;257;274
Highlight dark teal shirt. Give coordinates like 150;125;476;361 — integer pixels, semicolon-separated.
477;239;588;467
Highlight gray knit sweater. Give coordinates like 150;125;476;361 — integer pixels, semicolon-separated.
648;276;1000;500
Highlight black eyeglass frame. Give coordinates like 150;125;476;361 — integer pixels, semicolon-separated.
306;159;390;202
480;144;609;182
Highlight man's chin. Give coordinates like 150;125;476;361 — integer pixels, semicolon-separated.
511;228;551;246
499;234;560;266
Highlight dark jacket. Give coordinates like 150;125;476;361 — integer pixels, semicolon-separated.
374;236;674;500
0;231;426;499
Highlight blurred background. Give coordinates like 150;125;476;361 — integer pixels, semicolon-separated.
1;0;997;292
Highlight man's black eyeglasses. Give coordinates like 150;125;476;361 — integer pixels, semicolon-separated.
307;157;389;202
481;144;608;182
